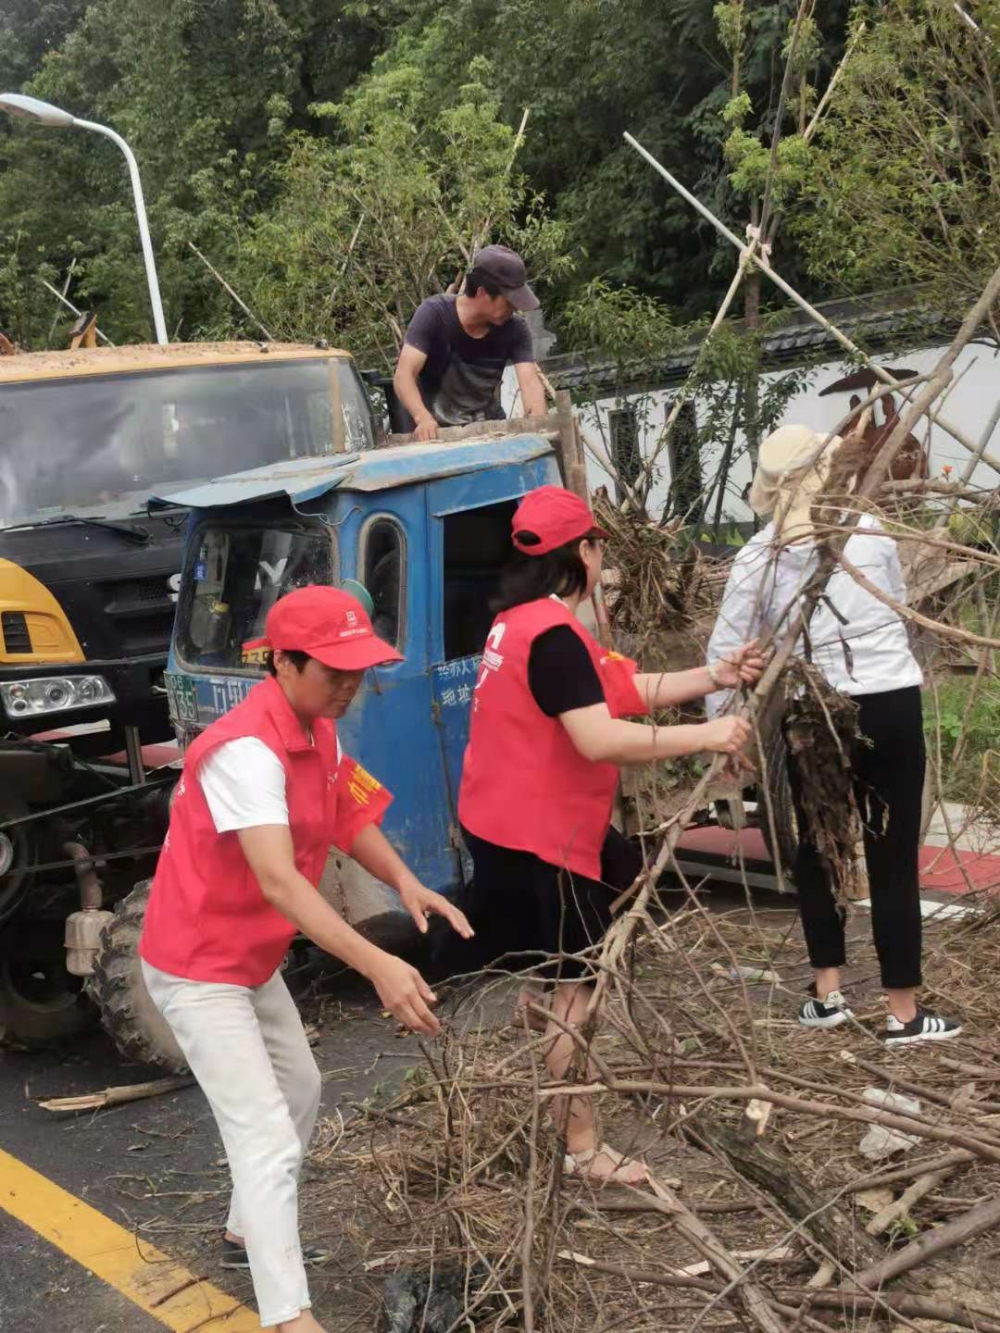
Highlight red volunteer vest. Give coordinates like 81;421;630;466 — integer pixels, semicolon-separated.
140;675;391;986
458;598;646;879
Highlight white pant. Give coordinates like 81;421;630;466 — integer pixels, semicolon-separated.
142;960;323;1328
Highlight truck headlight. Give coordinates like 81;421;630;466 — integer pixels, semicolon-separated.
1;675;116;718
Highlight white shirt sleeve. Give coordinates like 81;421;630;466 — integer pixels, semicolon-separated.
705;543;769;719
198;737;289;832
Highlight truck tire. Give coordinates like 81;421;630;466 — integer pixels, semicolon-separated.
92;880;187;1072
0;922;91;1046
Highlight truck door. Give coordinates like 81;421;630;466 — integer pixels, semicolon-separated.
424;458;555;860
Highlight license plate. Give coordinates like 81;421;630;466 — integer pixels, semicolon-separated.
165;671;198;725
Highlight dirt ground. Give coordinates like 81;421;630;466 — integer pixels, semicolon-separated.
4;888;1000;1333
290;887;1000;1332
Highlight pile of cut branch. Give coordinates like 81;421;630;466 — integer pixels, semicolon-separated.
305;896;1000;1333
302;266;1000;1332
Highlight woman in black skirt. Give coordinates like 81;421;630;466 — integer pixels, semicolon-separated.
458;485;763;1184
708;424;960;1046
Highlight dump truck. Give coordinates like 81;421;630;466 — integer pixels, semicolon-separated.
0;340;379;1042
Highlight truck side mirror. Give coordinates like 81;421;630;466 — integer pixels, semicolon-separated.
340;578;374;618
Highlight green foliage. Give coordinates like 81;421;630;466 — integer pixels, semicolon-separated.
926;674;1000;803
791;0;1000;319
725;130;812;207
0;0;394;346
716;4;823;213
0;0;854;353
563;279;677;370
236;53;571;364
715;2;747;57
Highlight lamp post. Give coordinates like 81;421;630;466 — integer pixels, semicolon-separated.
0;92;168;345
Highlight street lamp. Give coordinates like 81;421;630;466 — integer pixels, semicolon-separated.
0;92;168;345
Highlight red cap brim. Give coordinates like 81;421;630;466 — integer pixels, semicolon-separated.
308;634;404;670
512;520;611;556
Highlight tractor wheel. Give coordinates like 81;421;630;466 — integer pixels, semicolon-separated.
0;920;91;1046
91;880;186;1072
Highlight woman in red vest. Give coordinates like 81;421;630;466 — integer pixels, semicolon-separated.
140;586;472;1333
459;486;762;1185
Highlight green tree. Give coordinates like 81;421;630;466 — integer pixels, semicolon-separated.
236;54;571;364
791;0;1000;323
0;0;393;347
0;0;88;91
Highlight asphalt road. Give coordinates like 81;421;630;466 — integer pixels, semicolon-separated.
0;967;421;1333
0;886;798;1333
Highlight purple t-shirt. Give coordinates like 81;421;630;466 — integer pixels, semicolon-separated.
403;294;534;427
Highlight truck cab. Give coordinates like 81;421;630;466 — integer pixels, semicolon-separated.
0;342;376;752
156;433;562;939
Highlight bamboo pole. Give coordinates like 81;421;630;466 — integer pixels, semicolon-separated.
187;241;274;342
623;134;1000;479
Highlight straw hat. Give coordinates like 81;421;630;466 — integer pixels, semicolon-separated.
748;424;843;519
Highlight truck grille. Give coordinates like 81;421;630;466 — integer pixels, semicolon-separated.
134;576;173;604
96;572;176;657
1;611;32;654
103;575;174;610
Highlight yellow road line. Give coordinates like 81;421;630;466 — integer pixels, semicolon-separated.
0;1148;260;1331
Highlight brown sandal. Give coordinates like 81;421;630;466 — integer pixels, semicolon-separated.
563;1143;648;1187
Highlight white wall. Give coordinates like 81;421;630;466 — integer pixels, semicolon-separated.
505;341;1000;523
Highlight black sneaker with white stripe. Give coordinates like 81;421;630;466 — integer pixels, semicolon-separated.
798;988;852;1029
883;1008;962;1046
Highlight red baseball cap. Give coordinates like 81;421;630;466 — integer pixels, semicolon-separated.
511;485;610;556
248;586;403;670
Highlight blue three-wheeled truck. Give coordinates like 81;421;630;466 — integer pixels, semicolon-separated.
91;427;567;1067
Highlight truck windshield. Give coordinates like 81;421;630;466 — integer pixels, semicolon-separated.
0;356;374;528
177;523;336;672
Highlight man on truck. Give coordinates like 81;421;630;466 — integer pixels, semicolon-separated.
393;245;547;439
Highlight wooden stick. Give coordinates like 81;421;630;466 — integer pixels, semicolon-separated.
850;1193;1000;1291
863;1166;955;1237
941;1056;1000;1081
638;1177;789;1333
842;1148;975;1195
557;1254;1000;1333
187;241;275;342
535;1077;1000;1166
839;551;1000;652
688;1117;887;1273
847;1052;1000;1117
38;1077;193;1113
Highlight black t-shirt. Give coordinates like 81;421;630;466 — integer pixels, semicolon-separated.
403;294;534;427
527;626;604;717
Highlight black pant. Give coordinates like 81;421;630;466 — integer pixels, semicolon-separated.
788;686;924;990
458;826;642;982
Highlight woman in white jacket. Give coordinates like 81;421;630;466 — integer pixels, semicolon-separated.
707;424;960;1046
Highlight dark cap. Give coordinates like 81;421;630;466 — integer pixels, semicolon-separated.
473;244;539;312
